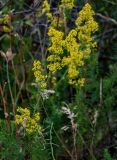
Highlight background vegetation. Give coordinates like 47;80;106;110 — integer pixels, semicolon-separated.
0;0;117;160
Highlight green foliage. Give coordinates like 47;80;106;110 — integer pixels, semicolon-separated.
103;149;113;160
0;121;23;160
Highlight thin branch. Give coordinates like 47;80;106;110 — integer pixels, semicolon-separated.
0;83;10;131
14;80;25;107
6;60;15;118
96;13;117;25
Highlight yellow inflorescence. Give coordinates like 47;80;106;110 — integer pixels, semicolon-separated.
47;27;64;74
0;15;12;33
34;0;52;20
78;78;85;87
76;3;98;48
48;27;64;54
62;29;83;84
42;0;52;19
32;60;47;90
16;107;41;134
0;15;11;24
47;3;98;87
61;0;74;10
32;3;98;88
3;26;11;33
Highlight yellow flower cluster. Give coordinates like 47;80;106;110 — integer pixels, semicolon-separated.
32;60;47;90
62;30;83;84
78;78;85;87
32;3;98;87
33;0;52;20
0;15;12;33
47;27;64;74
3;26;11;33
47;3;98;86
42;0;52;19
48;27;64;54
76;3;98;49
16;107;41;134
0;15;11;24
62;4;98;85
61;0;74;10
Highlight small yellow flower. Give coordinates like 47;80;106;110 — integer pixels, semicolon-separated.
42;0;52;19
3;26;11;33
3;15;11;24
15;107;41;134
61;0;74;10
32;60;47;90
78;78;85;87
